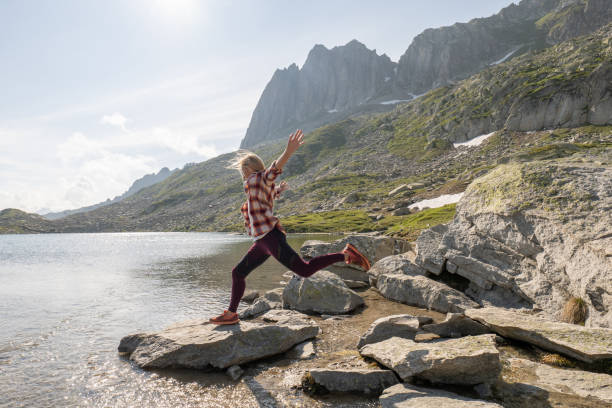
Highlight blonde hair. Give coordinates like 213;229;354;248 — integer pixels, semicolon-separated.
227;150;265;179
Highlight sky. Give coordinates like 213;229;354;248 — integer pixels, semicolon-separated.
0;0;516;214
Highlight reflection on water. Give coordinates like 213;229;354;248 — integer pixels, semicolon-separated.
0;232;340;408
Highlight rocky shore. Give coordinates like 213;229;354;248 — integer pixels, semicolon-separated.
118;154;611;407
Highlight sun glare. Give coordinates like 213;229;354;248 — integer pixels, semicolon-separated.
150;0;201;24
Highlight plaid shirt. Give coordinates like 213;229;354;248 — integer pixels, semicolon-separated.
240;160;286;239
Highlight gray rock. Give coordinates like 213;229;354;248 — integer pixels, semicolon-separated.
357;314;422;348
359;334;501;384
226;365;243;381
388;184;410;196
282;270;364;315
414;223;448;275
260;309;315;325
377;273;480;313
285;340;315;360
465;307;612;363
392;207;412;216
422;313;491;338
368;253;426;286
495;358;612;405
240;290;259;304
304;368;398;395
239;288;286;319
343;279;369;289
380;384;503;408
117;311;320;369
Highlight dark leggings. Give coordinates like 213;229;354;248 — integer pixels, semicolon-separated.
228;225;345;312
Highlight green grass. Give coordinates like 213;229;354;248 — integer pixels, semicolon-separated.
378;204;457;240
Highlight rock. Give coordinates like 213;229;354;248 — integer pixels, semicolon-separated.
433;159;612;327
285;340;315;360
414;223;448;275
422;313;491;338
343;279;369;289
239;288;285;319
392;207;412;216
303;368;398;395
377;273;480;313
359;334;501;385
282;270;364;315
465;307;612;363
260;309;315;325
240;290;259;304
388;184;410;196
357;314;426;348
226;365;243;381
118;311;320;369
494;358;612;406
368;253;426;286
380;384;503;408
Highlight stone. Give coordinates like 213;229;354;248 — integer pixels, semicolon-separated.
343;279;369;289
465;307;612;363
414;223;448;275
117;310;320;369
303;368;398;396
359;334;501;385
239;288;285;319
494;358;612;406
367;253;426;287
422;313;491;338
388;184;410;196
393;207;412;216
282;270;364;315
380;384;503;408
433;159;612;327
377;273;480;313
240;290;259;304
285;340;315;360
226;365;243;381
357;314;424;348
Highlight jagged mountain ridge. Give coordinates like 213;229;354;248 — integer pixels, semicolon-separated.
241;0;612;148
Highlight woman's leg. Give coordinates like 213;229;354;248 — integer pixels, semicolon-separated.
228;242;270;313
262;228;345;278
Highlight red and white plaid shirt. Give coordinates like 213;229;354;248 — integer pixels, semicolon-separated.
240;160;286;239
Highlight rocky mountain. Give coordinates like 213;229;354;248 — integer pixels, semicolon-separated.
42;166;178;220
240;40;397;148
242;0;612;148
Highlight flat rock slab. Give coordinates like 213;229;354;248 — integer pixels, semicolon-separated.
380;384;503;407
360;334;501;384
118;310;320;369
357;314;431;348
498;358;612;406
377;273;480;313
304;368;398;395
283;270;364;315
422;313;491;338
465;307;612;363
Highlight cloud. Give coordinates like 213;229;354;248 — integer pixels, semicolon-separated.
101;112;129;131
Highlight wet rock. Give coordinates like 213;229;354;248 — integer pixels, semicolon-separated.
367;253;426;287
377;273;480;313
465;307;612;363
414;223;448;275
380;384;503;407
226;365;243;381
422;313;491;338
494;358;612;406
283;270;364;315
359;334;501;385
357;314;426;348
117;311;320;369
285;340;315;360
303;368;398;395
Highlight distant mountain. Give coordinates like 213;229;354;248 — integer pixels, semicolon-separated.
241;0;612;148
43;167;178;220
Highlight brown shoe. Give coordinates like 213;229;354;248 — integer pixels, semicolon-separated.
342;243;371;271
209;310;240;325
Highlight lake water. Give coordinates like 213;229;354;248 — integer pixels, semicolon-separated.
0;232;340;407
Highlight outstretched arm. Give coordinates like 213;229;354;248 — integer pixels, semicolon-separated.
274;129;304;171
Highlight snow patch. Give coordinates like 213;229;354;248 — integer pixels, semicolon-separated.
409;193;464;211
379;99;412;105
490;47;520;66
409;90;429;99
328;109;339;113
384;76;391;82
453;132;496;148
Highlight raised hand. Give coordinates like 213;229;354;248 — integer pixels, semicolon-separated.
286;129;304;154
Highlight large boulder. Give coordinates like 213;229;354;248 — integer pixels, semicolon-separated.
282;270;364;314
466;307;612;363
422;313;491;338
300;235;411;282
380;384;503;408
357;314;431;348
303;368;398;395
377;273;480;313
359;334;501;385
367;253;426;286
117;310;320;369
424;158;612;327
414;223;449;275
